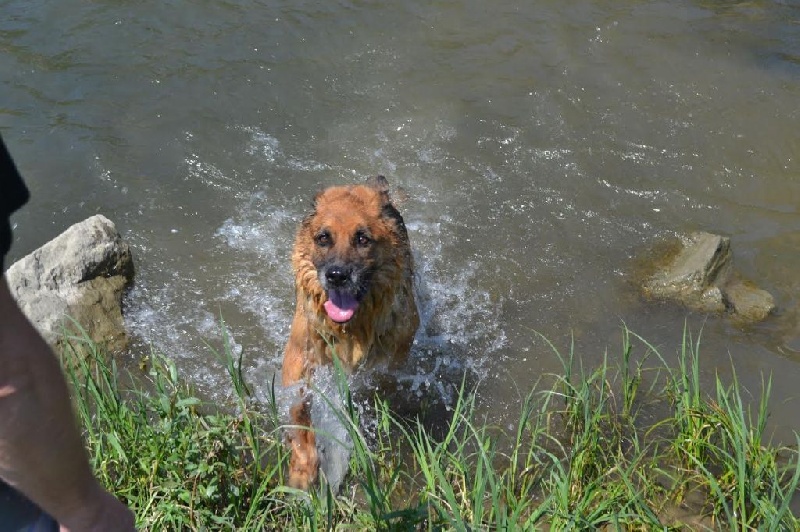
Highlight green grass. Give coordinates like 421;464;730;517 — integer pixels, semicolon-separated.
60;323;800;530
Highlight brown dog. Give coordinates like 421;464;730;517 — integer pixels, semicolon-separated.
282;175;419;489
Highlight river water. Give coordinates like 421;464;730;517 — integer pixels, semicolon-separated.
3;0;800;442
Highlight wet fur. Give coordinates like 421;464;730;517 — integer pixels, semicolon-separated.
282;175;419;489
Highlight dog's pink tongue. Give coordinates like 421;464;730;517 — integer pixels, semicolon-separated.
324;290;358;323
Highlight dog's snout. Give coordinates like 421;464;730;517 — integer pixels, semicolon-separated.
325;266;348;287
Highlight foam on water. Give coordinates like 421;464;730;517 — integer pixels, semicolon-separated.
214;200;299;344
185;153;237;193
238;125;333;174
124;280;224;392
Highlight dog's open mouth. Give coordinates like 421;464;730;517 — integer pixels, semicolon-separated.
323;289;359;323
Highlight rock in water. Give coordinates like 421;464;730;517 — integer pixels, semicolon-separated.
643;232;731;313
724;279;775;324
5;214;134;355
641;231;774;324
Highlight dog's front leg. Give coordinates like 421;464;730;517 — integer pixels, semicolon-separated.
286;392;318;489
282;326;319;490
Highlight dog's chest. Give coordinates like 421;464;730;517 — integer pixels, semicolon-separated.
312;316;393;371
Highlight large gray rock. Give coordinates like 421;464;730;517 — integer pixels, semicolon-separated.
642;232;774;324
5;214;134;355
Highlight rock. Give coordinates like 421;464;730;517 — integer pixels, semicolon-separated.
724;279;775;323
643;232;732;311
641;231;774;324
4;214;134;355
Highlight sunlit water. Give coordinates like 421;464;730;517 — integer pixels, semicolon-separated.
4;0;800;455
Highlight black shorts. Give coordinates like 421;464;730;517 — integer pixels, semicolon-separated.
0;134;30;270
0;482;58;530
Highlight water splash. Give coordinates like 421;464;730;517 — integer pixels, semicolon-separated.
124;122;508;489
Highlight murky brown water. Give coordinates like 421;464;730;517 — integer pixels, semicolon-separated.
3;0;800;442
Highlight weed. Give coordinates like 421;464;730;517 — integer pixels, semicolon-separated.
59;322;799;530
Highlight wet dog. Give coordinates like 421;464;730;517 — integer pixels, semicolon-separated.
282;175;419;489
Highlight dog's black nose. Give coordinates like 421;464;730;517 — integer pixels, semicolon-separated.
325;266;348;287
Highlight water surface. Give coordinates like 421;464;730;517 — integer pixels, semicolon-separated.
3;0;800;441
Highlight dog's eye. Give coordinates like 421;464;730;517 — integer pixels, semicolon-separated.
355;233;371;247
315;232;331;247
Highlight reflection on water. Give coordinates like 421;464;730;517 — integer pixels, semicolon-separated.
3;0;800;441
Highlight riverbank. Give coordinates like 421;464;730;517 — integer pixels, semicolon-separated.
63;324;799;530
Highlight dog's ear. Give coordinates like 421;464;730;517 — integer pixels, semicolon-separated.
301;196;320;231
367;176;410;242
303;187;328;227
311;188;327;211
368;175;412;208
367;175;397;210
366;175;390;194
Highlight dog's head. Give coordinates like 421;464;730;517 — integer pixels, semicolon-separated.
295;175;409;324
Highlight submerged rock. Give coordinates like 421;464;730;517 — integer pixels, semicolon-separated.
641;232;774;324
5;214;134;355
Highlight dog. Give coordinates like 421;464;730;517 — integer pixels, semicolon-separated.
282;175;419;489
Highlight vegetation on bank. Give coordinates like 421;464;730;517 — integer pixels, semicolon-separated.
61;325;800;530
